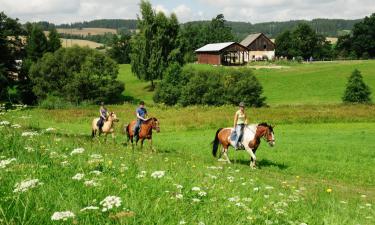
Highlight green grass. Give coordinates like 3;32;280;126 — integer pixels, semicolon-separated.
1;105;374;224
118;64;154;104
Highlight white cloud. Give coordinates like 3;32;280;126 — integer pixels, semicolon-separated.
154;4;169;15
0;0;374;24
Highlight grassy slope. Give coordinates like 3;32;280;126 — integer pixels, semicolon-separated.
254;60;375;105
190;60;375;106
118;64;154;104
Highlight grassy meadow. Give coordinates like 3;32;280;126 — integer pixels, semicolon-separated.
1;60;375;224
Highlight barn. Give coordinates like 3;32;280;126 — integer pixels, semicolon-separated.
195;42;249;65
240;33;275;61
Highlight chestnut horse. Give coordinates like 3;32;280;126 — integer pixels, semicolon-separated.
212;123;275;168
125;117;160;148
91;112;119;139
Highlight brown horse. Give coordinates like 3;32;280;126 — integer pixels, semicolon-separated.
91;112;119;139
125;117;160;148
212;123;275;168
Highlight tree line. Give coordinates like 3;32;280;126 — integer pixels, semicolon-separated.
0;12;124;106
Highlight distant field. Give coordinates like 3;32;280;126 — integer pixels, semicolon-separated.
190;60;375;105
60;38;103;48
56;28;117;36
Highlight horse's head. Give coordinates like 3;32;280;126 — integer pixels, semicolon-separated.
258;123;275;147
149;117;160;133
108;112;119;122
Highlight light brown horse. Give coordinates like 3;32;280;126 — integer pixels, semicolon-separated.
125;117;160;148
91;112;119;139
212;123;275;168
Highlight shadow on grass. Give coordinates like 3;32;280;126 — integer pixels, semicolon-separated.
236;158;288;170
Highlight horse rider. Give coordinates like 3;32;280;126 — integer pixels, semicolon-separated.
134;101;148;141
233;102;248;149
98;102;108;133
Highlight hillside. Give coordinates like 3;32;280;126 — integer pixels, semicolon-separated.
118;60;375;106
35;18;361;39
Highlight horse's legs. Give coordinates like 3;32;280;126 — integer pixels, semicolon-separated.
245;147;256;168
223;146;231;164
140;139;145;149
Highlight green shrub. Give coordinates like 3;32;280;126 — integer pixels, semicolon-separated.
154;66;266;107
342;69;372;104
29;46;124;104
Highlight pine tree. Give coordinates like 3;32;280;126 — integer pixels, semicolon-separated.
26;25;48;62
47;27;61;52
343;69;372;103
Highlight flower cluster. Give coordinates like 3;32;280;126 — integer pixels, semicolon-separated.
0;158;16;169
13;179;42;193
0;121;10;126
151;171;165;179
72;173;85;180
21;131;39;137
100;196;122;212
70;148;85;155
51;211;75;221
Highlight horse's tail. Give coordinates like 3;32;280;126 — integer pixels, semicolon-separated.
212;128;223;157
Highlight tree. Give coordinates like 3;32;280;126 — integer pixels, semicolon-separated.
205;14;234;43
25;24;48;61
130;0;181;88
0;12;24;101
275;23;333;60
275;30;293;58
29;46;124;104
350;13;375;58
342;69;372;103
47;27;62;52
107;33;131;64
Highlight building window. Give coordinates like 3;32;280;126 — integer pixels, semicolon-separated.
263;44;267;50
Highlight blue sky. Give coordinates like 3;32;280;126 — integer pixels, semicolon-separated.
1;0;375;24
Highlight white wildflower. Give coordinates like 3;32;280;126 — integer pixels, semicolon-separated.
0;158;16;169
80;206;99;212
300;223;308;225
21;131;39;137
90;154;103;159
136;171;147;178
90;170;102;176
61;161;69;166
243;197;252;202
13;179;41;193
24;146;34;152
227;176;234;182
192;198;201;203
198;222;205;225
365;203;372;207
175;194;183;199
0;121;10;126
72;173;85;181
174;184;183;189
340;201;347;204
151;171;165;179
46;127;56;132
207;166;223;170
100;196;122;212
11;124;21;128
228;196;240;202
198;191;207;197
253;187;260;192
264;195;270;199
70;148;85;156
235;202;244;207
265;186;274;190
51;211;75;221
179;220;187;225
192;187;201;192
84;180;99;187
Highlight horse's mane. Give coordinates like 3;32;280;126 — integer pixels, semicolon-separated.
145;117;158;122
258;122;273;132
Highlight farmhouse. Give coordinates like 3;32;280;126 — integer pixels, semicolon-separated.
195;42;249;65
240;33;275;61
